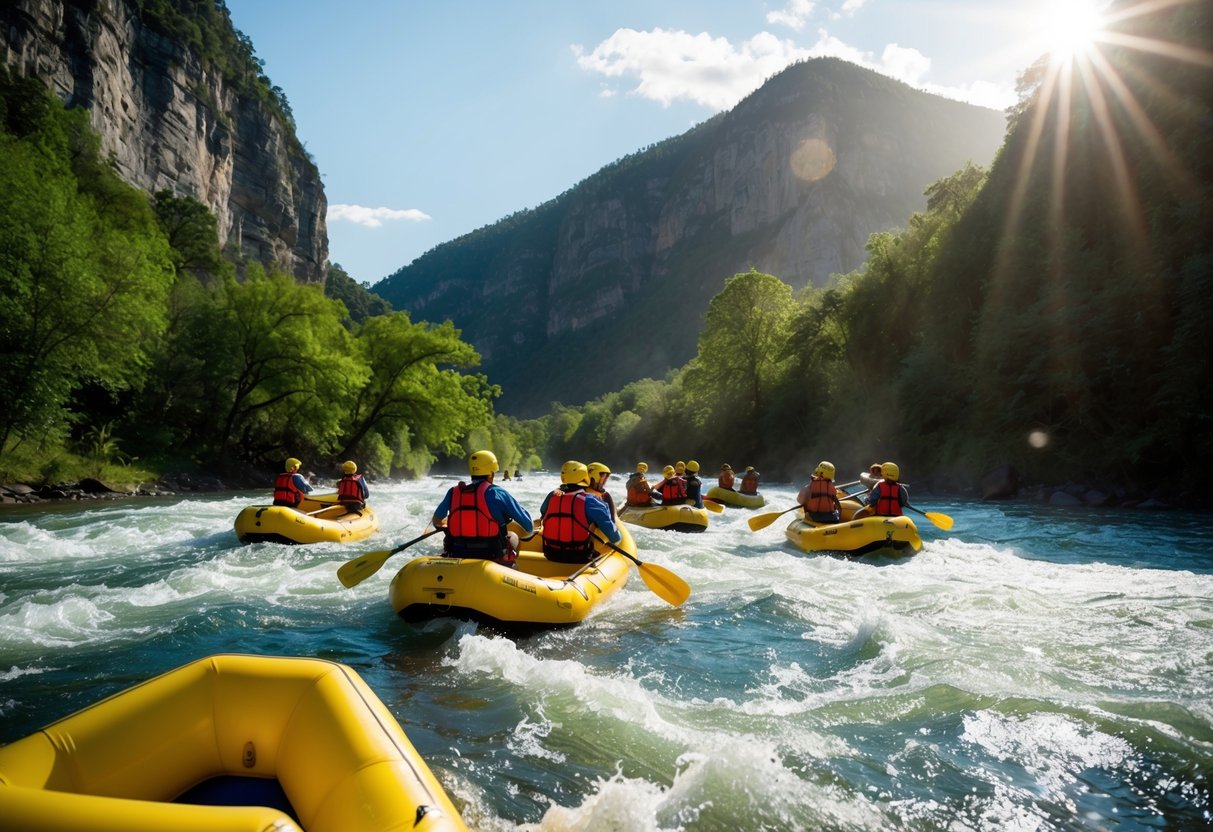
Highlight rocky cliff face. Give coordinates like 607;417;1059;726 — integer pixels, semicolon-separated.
1;0;326;282
376;58;1009;415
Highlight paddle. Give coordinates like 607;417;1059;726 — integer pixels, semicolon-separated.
337;528;444;588
747;505;801;532
590;532;691;607
702;498;724;513
906;504;954;530
747;480;868;531
304;502;343;516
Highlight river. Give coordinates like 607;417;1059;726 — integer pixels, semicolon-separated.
2;477;1211;831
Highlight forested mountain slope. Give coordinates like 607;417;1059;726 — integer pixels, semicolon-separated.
373;58;1006;415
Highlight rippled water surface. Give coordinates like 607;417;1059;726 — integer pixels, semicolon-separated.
2;478;1211;830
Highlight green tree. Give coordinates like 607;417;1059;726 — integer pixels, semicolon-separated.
339;313;494;474
681;269;795;451
0;131;173;451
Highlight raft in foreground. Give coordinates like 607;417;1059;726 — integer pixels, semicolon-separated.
0;653;466;832
619;502;710;532
705;485;766;508
390;524;636;628
785;509;922;558
234;493;379;544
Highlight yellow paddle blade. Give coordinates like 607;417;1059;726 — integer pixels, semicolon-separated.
924;511;954;531
748;507;794;532
336;549;393;588
637;562;691;606
702;499;724;513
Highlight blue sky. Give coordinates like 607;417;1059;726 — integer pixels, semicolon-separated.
226;0;1086;285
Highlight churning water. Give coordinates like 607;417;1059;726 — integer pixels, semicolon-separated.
2;477;1211;830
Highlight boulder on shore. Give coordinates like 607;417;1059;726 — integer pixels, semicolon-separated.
980;465;1020;500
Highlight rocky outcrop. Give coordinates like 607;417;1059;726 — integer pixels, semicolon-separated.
375;58;1008;414
1;0;326;282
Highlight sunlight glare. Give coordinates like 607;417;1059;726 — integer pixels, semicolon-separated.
1044;0;1105;61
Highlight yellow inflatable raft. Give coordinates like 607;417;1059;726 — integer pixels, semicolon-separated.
785;509;922;558
390;524;635;628
0;654;466;832
619;502;710;532
234;493;379;544
705;485;766;508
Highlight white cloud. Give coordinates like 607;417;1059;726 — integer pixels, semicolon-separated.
575;24;1014;114
328;204;432;228
767;0;815;31
838;0;867;16
574;28;810;110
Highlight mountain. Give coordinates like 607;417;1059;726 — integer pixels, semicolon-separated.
373;58;1007;416
1;0;326;282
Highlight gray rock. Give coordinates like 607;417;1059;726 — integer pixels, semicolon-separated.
1048;491;1084;507
1083;489;1110;506
981;465;1020;500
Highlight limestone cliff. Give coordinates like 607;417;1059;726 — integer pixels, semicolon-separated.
374;58;1008;415
1;0;326;282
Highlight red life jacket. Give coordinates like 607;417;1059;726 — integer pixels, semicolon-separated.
449;480;500;538
273;472;303;506
625;475;653;506
739;472;759;494
871;481;903;516
542;489;593;557
718;470;735;490
659;477;687;502
337;473;364;505
804;477;837;514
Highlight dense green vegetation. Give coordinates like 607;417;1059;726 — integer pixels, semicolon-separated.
465;0;1210;494
2;0;1205;498
373;56;1007;416
0;66;495;485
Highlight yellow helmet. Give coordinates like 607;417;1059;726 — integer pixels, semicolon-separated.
588;462;611;480
561;460;590;486
675;461;686;474
686;459;700;473
285;457;302;471
721;463;732;471
469;450;499;477
813;461;835;480
662;465;675;478
636;462;648;473
881;461;900;481
342;460;357;474
745;466;755;473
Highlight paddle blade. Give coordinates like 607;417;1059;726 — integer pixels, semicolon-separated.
703;499;724;513
637;562;691;606
924;511;954;531
748;511;784;532
336;549;392;588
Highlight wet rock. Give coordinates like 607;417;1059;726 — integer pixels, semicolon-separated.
1048;491;1084;507
1083;489;1110;506
78;478;114;494
980;465;1020;500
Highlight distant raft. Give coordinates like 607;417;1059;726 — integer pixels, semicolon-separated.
234;493;379;544
619;502;710;533
705;485;766;508
784;508;922;558
0;653;467;832
389;524;636;629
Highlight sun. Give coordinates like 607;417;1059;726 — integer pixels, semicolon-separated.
1042;0;1106;61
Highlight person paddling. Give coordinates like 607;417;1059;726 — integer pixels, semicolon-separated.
855;461;909;518
739;466;761;496
717;463;736;491
797;460;842;523
432;450;533;567
587;462;618;518
273;457;314;510
539;461;621;564
336;460;369;512
625;462;656;507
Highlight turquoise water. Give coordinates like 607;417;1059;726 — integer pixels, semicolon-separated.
2;478;1211;831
